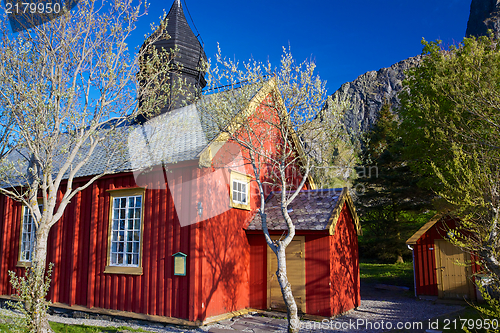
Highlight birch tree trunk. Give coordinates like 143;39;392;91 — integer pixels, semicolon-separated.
27;226;53;333
276;245;300;333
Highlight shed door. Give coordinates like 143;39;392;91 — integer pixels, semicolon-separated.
267;236;305;312
434;240;475;300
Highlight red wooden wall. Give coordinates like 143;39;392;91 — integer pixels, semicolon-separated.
413;223;440;296
329;202;360;315
201;207;250;318
0;89;318;322
247;202;360;317
0;165;209;321
304;234;331;316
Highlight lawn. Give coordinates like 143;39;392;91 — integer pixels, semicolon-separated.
359;261;414;288
0;321;145;333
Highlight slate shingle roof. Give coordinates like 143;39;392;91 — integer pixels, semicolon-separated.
4;82;264;185
246;188;346;231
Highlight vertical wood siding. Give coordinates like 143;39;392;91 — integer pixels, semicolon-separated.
414;229;438;296
0;167;205;321
329;203;360;316
304;234;330;316
248;203;360;317
248;234;267;309
413;217;481;297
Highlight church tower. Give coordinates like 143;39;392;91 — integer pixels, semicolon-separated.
139;0;206;119
158;0;207;91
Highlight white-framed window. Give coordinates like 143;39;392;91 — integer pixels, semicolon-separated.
20;206;36;262
18;204;42;264
110;195;142;266
232;180;248;205
230;170;251;210
105;188;144;275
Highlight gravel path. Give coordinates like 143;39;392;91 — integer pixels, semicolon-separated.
2;284;466;332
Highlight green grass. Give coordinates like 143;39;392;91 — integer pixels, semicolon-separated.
50;322;145;333
359;261;414;288
0;321;145;333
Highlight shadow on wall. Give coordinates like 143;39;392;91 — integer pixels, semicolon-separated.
331;209;360;315
201;208;249;318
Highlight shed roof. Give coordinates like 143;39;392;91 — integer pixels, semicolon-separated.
406;213;459;245
246;188;361;235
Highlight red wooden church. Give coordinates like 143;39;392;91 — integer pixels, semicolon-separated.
0;0;361;324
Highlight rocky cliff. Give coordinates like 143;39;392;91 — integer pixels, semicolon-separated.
328;56;421;133
329;0;500;135
466;0;500;38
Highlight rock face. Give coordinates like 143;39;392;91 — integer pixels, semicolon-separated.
466;0;500;38
328;56;421;133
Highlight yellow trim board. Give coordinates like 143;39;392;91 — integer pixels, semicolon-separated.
106;187;146;275
406;213;445;245
327;188;361;236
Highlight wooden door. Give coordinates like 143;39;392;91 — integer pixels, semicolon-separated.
267;236;305;312
434;240;475;300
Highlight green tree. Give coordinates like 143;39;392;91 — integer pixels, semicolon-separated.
356;103;434;263
398;35;500;301
0;1;184;331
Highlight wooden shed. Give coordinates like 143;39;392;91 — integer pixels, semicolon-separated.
246;188;361;317
406;215;480;300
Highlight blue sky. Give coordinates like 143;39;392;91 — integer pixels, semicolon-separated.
131;0;472;94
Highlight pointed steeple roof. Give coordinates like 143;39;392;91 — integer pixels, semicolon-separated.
153;0;207;89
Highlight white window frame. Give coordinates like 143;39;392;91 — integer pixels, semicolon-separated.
232;179;248;205
229;170;251;210
105;188;145;275
18;203;42;266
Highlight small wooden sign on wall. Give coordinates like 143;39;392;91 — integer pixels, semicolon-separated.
172;252;187;276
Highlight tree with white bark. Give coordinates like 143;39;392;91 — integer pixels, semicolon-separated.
201;46;348;332
0;0;187;331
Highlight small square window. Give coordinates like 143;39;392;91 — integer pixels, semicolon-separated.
230;171;251;210
232;180;247;204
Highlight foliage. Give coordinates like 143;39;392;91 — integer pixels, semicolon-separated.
355;103;435;263
0;1;185;331
48;323;145;333
463;282;500;333
312;95;357;190
202;46;345;332
0;320;146;333
398;34;500;322
5;263;54;332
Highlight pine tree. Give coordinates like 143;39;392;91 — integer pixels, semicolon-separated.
355;103;435;263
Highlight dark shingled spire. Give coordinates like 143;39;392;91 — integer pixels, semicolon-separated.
157;0;207;90
137;0;206;122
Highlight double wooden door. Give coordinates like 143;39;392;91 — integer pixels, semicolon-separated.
267;236;306;312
